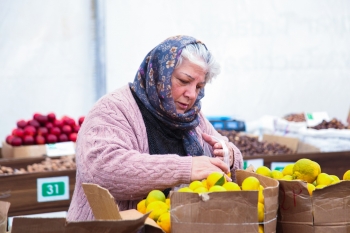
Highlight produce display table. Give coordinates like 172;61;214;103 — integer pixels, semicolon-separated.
245;151;350;178
1;150;349;218
0;157;75;217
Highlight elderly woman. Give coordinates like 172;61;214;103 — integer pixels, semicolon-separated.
67;35;243;221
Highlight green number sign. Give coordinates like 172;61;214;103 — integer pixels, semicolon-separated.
42;182;65;197
37;176;69;202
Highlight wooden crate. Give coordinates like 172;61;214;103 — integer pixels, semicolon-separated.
244;151;350;179
0;157;76;216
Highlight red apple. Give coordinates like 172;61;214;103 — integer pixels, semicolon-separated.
47;112;56;122
23;135;35;145
23;125;37;136
69;132;77;142
62;125;72;135
16;120;27;129
35;135;46;145
50;127;61;136
62;116;76;127
33;113;41;120
28;119;40;128
37;127;49;136
58;134;68;142
78;116;85;126
46;134;58;144
45;122;54;130
73;125;80;133
11;137;23;146
12;128;24;138
6;135;14;144
54;119;63;128
34;114;48;126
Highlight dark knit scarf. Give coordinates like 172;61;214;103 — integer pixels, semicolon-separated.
131;88;186;197
131;87;186;156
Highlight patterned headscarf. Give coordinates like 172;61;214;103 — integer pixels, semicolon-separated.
129;35;207;156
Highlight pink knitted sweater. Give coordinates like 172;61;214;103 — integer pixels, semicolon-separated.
67;85;243;221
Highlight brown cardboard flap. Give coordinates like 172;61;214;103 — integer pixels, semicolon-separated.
277;222;315;233
11;216;148;233
314;225;350;233
66;217;147;233
236;170;279;224
82;183;122;220
11;183;157;233
0;201;10;233
312;181;350;225
278;180;313;224
11;218;67;233
262;134;299;153
170;191;258;233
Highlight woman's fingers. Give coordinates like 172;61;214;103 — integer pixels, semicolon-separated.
190;156;230;181
212;142;234;167
202;133;217;147
209;157;229;174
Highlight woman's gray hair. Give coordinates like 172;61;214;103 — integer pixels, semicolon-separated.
175;43;221;83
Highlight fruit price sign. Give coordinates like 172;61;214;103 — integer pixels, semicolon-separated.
243;158;264;170
45;142;75;157
304;112;329;127
37;176;69;202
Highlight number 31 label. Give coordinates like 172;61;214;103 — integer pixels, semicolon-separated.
37;176;69;202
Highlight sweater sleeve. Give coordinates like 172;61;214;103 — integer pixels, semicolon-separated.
75;86;192;201
196;112;244;182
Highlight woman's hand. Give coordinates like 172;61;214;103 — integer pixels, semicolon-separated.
190;156;231;181
202;133;234;167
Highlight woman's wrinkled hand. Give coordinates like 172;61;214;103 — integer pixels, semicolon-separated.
190;156;231;182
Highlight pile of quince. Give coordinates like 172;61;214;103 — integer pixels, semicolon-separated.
256;158;350;195
137;190;171;233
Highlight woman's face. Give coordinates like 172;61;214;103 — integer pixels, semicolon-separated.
171;59;207;114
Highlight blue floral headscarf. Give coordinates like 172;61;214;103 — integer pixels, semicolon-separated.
129;35;206;156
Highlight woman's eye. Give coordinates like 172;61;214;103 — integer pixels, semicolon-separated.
179;79;188;84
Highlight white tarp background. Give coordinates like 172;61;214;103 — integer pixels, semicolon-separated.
106;0;350;123
0;0;96;141
1;0;350;143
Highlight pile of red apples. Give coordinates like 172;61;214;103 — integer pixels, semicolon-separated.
5;113;85;146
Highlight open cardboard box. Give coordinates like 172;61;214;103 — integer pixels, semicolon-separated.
10;184;163;233
262;134;320;154
0;201;10;233
277;180;350;232
170;170;279;233
1;141;76;159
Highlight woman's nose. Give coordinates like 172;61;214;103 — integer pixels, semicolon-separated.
184;85;197;99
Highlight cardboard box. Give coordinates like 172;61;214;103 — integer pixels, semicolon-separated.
277;180;350;232
1;141;76;159
2;141;47;159
10;183;163;233
170;170;279;233
0;201;10;233
262;134;320;153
